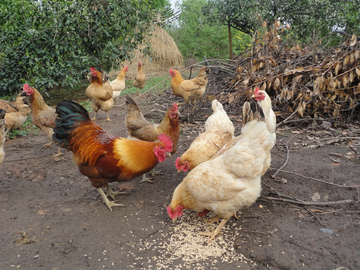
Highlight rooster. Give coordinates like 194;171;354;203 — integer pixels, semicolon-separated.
86;67;114;121
0;109;6;165
167;101;275;241
176;99;234;173
125;95;179;182
169;67;209;104
53;100;173;211
23;84;62;156
132;62;146;95
110;66;129;104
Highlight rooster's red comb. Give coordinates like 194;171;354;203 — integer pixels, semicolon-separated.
254;87;260;94
169;68;173;73
23;83;29;91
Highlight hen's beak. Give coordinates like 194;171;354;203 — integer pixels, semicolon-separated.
177;169;181;174
172;217;177;223
166;152;171;157
251;94;255;98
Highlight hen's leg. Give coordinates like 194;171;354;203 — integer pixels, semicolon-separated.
54;147;63;157
105;112;111;122
91;111;98;121
105;184;127;200
200;218;228;241
205;215;221;225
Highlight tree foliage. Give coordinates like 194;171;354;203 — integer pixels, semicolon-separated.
167;0;250;60
203;0;359;43
0;0;167;96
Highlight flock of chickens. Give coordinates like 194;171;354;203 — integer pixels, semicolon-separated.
0;64;276;241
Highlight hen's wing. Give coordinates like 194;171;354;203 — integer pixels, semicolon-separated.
125;96;158;140
34;107;57;128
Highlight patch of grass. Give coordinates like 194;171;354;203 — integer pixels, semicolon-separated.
121;75;171;96
79;100;92;112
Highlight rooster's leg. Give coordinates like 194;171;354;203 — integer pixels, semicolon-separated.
105;184;127;200
43;141;53;148
97;188;124;211
105;112;111;122
139;174;153;184
200;218;228;241
233;211;239;220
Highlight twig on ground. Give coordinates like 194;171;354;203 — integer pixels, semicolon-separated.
271;169;360;188
272;140;290;178
142;229;159;242
4;152;56;162
265;197;353;206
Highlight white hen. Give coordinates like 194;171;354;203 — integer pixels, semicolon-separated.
168;101;275;241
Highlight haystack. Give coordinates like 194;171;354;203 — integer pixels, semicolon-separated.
109;25;183;78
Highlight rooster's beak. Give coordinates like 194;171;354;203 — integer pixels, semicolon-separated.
166;152;171;157
172;217;177;223
177;169;181;174
251;94;255;98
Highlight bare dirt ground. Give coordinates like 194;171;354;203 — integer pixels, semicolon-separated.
1;93;359;270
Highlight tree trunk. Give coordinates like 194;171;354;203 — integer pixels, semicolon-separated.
228;23;233;60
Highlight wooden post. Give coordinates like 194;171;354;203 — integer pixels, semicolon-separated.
228;22;233;60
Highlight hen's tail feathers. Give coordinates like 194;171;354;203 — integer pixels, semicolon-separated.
243;101;265;125
125;95;141;113
53;100;90;146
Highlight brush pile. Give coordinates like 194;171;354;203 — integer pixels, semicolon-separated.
176;21;360;124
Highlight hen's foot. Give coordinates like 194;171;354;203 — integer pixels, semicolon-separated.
54;147;63;157
43;141;53;148
105;184;127;200
205;215;221;225
97;188;124;211
105;113;111;121
233;211;239;220
200;219;228;242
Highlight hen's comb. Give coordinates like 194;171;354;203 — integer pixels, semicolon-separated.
23;83;29;91
254;87;260;94
169;68;173;73
167;206;175;219
158;134;173;152
172;102;179;112
175;157;181;170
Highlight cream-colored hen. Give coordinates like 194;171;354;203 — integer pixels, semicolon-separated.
168;102;275;241
175;99;234;172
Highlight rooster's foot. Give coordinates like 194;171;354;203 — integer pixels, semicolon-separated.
233;211;239;220
139;174;153;184
105;184;127;200
97;188;124;211
150;169;163;177
200;219;228;242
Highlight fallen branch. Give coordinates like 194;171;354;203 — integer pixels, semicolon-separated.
266;197;353;206
4;152;56;162
272;141;289;178
271;168;360;188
